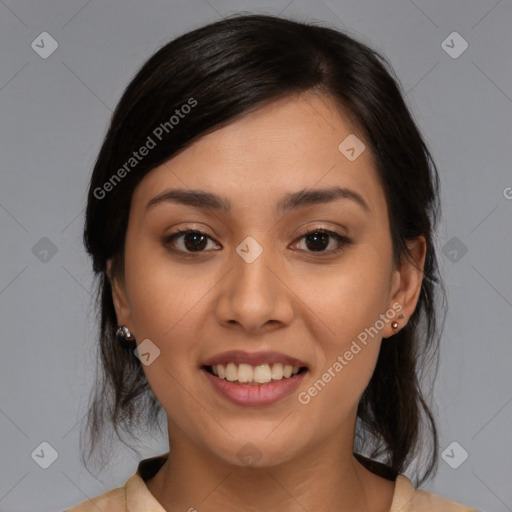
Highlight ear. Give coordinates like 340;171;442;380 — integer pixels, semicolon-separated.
107;258;134;332
383;236;427;338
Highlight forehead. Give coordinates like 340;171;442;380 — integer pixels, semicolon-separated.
131;92;387;219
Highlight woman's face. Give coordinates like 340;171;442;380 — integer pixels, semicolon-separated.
111;92;424;467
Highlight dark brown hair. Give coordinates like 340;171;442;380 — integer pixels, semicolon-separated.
82;13;445;485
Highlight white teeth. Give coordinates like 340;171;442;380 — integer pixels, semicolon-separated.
237;363;253;383
209;362;302;384
225;362;238;382
253;364;272;383
271;363;283;380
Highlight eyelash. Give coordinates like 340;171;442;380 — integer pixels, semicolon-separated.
163;228;352;256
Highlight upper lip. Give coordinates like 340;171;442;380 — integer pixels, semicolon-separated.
201;350;308;368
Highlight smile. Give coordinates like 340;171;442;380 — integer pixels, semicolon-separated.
200;350;309;405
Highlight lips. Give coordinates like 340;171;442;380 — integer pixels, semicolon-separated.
200;350;309;405
201;350;308;368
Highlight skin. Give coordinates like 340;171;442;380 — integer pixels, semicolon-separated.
109;92;426;512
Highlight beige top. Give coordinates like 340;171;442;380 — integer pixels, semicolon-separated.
65;454;478;511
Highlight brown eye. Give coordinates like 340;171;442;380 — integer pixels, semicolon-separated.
295;229;351;254
164;229;220;253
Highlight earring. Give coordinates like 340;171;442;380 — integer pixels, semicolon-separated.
116;325;135;342
391;313;406;333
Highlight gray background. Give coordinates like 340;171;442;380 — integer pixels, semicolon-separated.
0;1;511;511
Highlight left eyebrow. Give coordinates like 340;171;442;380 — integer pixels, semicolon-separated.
277;186;370;213
145;186;370;213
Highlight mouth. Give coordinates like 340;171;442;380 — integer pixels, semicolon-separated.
200;350;309;406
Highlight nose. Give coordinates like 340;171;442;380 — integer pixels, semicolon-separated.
214;242;294;334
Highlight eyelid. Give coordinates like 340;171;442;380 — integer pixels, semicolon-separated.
294;223;347;238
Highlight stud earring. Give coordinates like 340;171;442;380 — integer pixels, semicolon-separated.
116;325;135;342
391;313;407;333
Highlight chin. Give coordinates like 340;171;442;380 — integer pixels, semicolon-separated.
204;431;303;469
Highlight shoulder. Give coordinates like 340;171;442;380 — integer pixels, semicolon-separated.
391;475;480;512
64;454;169;512
63;483;126;511
64;473;164;512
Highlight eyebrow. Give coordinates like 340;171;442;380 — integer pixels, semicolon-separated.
146;186;370;213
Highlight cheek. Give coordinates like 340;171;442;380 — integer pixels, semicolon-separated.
296;279;386;422
121;241;217;406
296;250;393;342
294;251;392;400
123;238;206;339
122;248;204;420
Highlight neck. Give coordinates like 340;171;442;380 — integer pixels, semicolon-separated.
145;425;395;512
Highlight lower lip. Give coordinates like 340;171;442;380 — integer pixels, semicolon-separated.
201;368;307;406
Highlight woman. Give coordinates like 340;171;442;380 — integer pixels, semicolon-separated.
66;14;478;511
